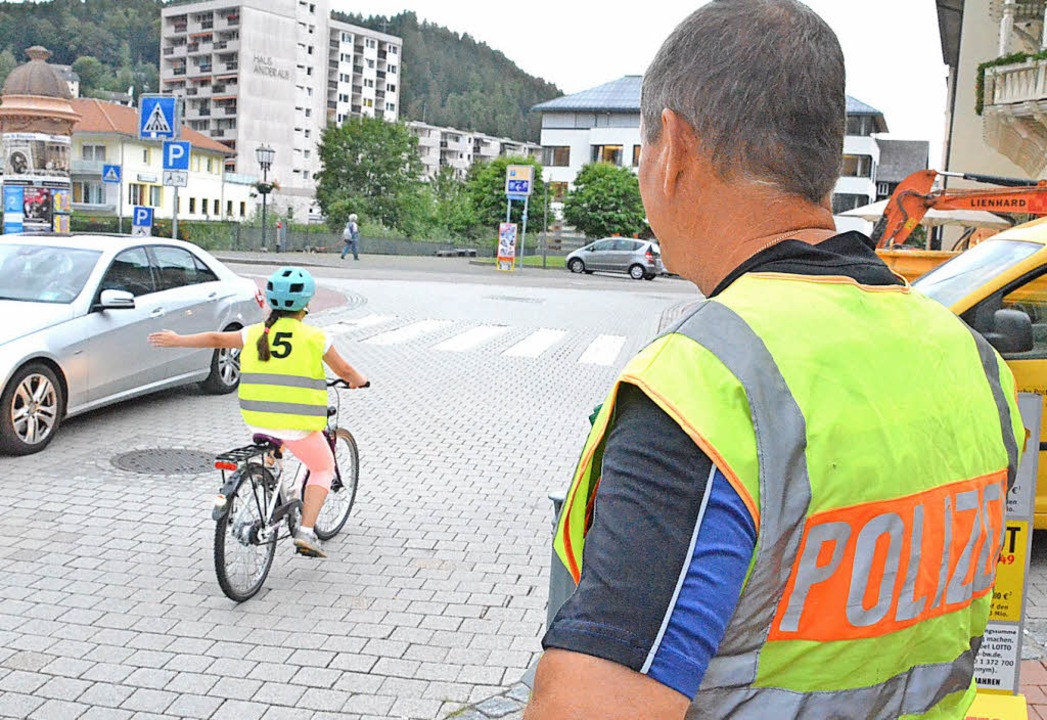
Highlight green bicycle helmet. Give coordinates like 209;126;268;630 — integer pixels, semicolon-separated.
265;266;316;311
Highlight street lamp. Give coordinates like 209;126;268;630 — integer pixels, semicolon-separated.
255;144;276;250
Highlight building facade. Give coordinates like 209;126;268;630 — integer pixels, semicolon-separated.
68;98;254;223
407;120;540;179
532;76;925;231
159;0;401;218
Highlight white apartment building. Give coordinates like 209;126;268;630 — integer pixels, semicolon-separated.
531;76;922;231
407;120;540;179
159;0;401;218
68;98;254;222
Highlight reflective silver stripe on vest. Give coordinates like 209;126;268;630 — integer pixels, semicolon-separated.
240;373;327;391
668;301;998;719
239;399;328;417
687;646;978;720
673;301;811;689
965;327;1020;488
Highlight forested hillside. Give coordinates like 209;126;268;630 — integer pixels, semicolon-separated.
334;11;560;141
0;1;560;142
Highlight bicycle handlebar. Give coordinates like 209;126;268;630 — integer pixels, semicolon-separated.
327;379;370;389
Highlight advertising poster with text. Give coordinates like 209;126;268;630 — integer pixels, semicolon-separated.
497;222;517;272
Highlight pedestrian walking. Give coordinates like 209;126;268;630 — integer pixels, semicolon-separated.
524;2;1025;719
341;213;360;260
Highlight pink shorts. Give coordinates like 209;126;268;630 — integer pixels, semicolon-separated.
281;432;335;492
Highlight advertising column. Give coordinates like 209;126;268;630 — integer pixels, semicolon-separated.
1;132;72;233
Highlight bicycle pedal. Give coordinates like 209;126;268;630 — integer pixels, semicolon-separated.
295;545;324;558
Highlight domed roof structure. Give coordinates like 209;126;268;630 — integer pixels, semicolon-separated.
3;47;72;99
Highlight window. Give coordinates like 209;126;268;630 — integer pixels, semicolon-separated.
149;186;162;207
876;182;892;199
81;144;106;161
389;64;397;74
128;183;159;207
591;240;615;252
831;193;869;214
364;98;373;107
152;246;217;291
213;199;220;215
632;145;642;167
387;83;396;93
364;79;374;88
389;45;398;54
189;197;197;214
365;38;376;49
100;248;155;297
73;181;105;205
305;108;312;117
342;32;352;42
239;201;246;217
306;66;313;76
226;200;233;216
842;154;873;178
367;59;374;68
307;45;313;55
387;103;395;112
543;146;570;167
591;145;623;165
846;115;875;137
142;148;151;164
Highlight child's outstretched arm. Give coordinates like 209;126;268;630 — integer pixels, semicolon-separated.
323;346;368;388
149;329;244;349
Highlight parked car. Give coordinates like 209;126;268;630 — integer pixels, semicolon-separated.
566;238;665;280
0;234;265;455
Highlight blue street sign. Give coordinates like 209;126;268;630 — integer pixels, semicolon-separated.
102;164;122;183
3;186;24;234
132;206;154;228
139;95;178;140
163;141;191;171
506;179;531;194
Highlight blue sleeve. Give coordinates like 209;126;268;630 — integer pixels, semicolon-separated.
542;384;757;699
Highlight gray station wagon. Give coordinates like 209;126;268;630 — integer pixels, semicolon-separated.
566;238;665;280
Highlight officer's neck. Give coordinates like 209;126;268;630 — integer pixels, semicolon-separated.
674;182;836;295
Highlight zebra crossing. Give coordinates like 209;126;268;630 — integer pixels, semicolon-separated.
320;314;629;367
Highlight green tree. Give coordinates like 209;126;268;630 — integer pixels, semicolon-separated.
72;56;110;95
562;163;648;239
315;117;423;232
465;155;548;236
431;166;479;237
0;49;17;89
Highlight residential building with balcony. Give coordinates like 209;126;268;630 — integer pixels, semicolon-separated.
406;121;540;180
160;0;401;218
67;98;254;223
531;76;919;230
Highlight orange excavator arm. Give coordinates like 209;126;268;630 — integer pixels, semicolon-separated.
871;170;1047;249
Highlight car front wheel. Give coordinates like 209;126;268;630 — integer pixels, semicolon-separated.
0;363;64;455
568;258;586;274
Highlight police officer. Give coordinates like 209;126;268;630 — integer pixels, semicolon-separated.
524;2;1024;719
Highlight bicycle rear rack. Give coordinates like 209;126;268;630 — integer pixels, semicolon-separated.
215;443;271;465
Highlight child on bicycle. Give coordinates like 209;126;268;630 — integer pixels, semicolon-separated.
148;266;367;558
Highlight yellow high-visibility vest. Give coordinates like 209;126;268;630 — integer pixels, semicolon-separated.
239;318;327;432
555;273;1024;719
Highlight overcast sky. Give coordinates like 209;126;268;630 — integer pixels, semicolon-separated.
334;0;950;164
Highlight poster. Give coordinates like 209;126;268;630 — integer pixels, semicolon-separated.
497;222;517;272
3;185;23;234
2;133;71;187
22;187;53;233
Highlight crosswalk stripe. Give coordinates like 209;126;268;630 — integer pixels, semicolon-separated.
503;329;568;358
327;314;396;334
364;320;451;346
579;335;627;366
433;326;509;352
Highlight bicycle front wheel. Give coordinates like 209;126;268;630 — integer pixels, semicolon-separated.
314;428;359;540
214;465;277;602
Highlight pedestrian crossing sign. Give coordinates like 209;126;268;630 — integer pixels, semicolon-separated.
139;95;179;140
102;165;121;183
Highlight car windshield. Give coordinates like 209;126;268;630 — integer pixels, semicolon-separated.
0;244;101;304
913;239;1043;308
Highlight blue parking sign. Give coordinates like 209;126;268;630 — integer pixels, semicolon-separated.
132;206;154;237
163;141;191;171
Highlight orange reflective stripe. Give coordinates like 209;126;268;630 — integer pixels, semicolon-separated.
770;470;1007;642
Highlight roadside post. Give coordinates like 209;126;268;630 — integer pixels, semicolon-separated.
102;164;122;233
162;141;190;239
504;164;533;272
967;392;1042;719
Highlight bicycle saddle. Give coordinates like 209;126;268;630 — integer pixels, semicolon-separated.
253;433;283;449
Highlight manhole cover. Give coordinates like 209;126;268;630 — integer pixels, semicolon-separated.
111;449;215;475
486;295;544;304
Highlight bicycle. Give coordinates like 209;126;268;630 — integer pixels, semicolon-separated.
210;378;368;602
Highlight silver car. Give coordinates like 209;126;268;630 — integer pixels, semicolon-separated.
0;233;265;455
566;238;665;280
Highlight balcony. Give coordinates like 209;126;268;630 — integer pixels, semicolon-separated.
223;106;237;115
982;56;1047;176
173;67;186;76
71;159;105;175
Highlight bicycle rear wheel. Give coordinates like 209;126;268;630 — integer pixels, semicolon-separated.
214;465;277;602
314;428;358;540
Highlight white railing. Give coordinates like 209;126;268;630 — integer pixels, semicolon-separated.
985;58;1047;107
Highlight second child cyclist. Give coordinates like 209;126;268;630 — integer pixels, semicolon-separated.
149;267;368;558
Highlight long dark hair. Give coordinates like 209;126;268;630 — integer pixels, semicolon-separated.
256;310;296;362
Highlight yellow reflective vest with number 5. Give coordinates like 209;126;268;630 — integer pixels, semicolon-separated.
239;317;327;431
554;273;1025;719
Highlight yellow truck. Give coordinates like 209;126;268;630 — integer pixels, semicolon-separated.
914;216;1047;527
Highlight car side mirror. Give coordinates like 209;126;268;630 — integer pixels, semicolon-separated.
99;289;136;310
984;308;1033;354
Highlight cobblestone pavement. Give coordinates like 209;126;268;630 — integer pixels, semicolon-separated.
0;259;696;720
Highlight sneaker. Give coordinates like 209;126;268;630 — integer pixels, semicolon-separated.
294;529;326;558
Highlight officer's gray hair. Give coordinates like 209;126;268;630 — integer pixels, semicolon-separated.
641;0;845;204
